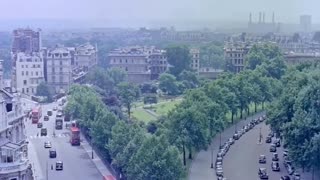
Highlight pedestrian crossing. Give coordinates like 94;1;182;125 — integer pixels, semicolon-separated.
28;133;70;139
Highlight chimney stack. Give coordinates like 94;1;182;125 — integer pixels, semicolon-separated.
272;12;275;24
259;12;262;23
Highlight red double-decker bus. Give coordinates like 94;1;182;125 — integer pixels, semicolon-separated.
70;125;80;146
31;106;42;124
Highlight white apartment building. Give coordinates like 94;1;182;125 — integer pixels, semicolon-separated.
74;43;97;69
190;48;200;73
14;53;44;95
46;46;73;94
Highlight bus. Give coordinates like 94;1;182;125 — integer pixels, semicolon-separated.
55;118;63;130
31;106;42;124
70;121;80;145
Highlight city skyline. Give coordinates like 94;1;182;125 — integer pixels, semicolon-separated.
0;0;319;30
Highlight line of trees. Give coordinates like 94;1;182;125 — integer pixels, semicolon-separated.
267;62;320;173
65;43;285;179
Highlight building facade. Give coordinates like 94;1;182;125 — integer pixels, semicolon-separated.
12;29;41;54
46;46;73;94
190;49;200;73
73;43;98;70
14;53;44;95
300;15;312;32
224;43;251;73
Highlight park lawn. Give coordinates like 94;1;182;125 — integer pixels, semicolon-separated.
154;98;182;116
131;109;157;123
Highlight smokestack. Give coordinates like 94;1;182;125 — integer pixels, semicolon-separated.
272;12;275;24
263;12;265;23
259;12;262;23
249;13;252;24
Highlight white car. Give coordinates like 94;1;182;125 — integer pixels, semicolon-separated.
44;141;52;148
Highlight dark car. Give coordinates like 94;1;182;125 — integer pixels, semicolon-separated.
44;115;49;121
270;144;277;152
233;133;239;140
265;136;272;143
47;110;53;116
274;139;281;147
37;122;43;128
293;172;300;180
258;168;269;179
286;165;295;175
49;149;57;158
216;167;223;177
228;138;235;145
268;132;274;137
272;153;279;161
259;155;266;164
41;128;47;136
271;161;280;171
281;176;290;180
55;161;63;170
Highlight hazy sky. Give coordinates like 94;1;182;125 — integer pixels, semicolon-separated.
0;0;318;24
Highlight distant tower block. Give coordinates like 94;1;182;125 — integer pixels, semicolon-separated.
263;12;265;23
249;13;252;24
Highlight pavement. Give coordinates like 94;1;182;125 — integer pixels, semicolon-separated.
22;98;112;180
188;112;265;180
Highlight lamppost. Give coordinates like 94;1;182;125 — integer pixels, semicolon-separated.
210;142;214;168
219;130;222;149
259;127;262;144
46;161;48;180
91;140;94;159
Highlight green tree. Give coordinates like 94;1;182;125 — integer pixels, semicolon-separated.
126;135;185;180
178;70;199;89
245;51;266;70
166;45;191;76
107;67;127;85
159;73;179;95
36;82;52;101
117;82;140;118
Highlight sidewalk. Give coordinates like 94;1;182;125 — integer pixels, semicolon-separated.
28;141;44;180
81;136;114;178
188;111;265;180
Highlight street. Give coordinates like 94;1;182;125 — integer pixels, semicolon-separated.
22;98;103;180
223;121;318;180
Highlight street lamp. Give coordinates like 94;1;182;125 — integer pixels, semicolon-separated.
210;142;213;168
91;140;94;159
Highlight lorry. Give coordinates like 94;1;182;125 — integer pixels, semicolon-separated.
55;118;63;130
31;106;42;124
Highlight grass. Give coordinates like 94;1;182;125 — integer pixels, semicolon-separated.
131;109;157;123
153;99;182;116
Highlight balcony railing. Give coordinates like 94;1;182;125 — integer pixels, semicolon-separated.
0;159;29;174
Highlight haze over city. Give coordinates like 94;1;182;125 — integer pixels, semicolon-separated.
0;0;319;30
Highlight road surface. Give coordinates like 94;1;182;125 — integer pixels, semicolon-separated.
22;98;103;180
223;122;318;180
189;112;265;180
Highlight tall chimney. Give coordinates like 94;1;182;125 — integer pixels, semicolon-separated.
263;12;265;23
272;12;275;24
259;12;262;23
249;13;252;24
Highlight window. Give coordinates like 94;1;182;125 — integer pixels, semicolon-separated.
26;65;28;68
125;67;128;71
26;71;28;76
37;65;40;68
22;88;24;93
120;59;122;63
36;72;38;76
23;80;27;85
52;76;56;83
31;72;33;76
52;67;55;73
33;64;36;68
125;59;128;63
21;71;24;76
31;88;34;93
60;67;63;71
60;61;63;65
26;88;29;93
22;65;24;68
60;76;63;82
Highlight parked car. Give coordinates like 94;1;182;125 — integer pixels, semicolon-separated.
283;149;288;158
49;149;57;158
271;161;280;171
259;155;266;164
233;133;239;140
228;138;235;145
258;168;269;179
53;106;58;111
216;157;223;163
47;110;53;116
270;144;277;152
44;141;52;148
286;165;295;175
272;153;279;161
215;161;223;169
280;176;291;180
44;115;49;121
55;161;63;170
292;172;300;180
265;136;272;143
284;160;292;168
274;139;281;147
216;167;223;177
41;128;47;136
37;122;43;128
